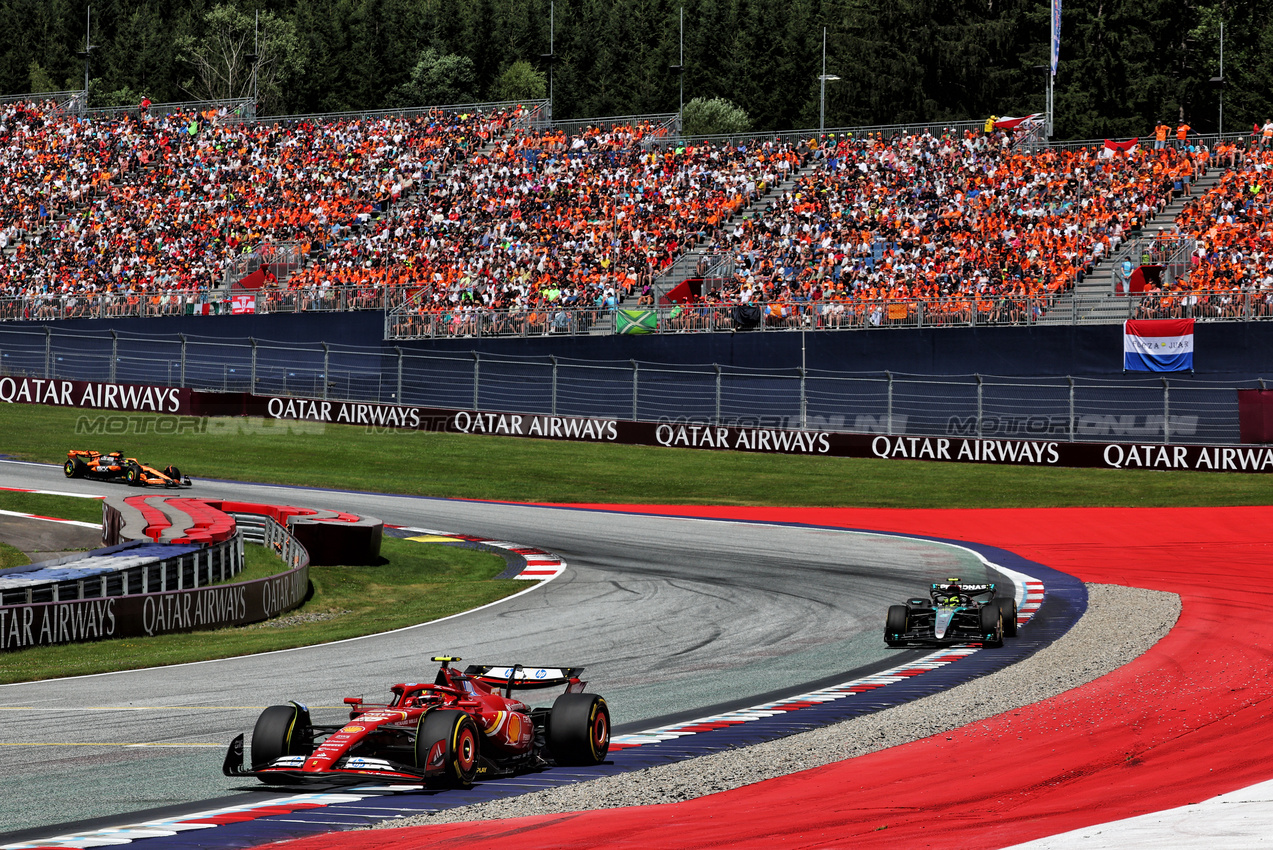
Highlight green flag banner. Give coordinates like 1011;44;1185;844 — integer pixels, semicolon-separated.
616;309;657;335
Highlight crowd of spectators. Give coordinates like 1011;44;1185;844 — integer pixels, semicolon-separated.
1;94;1271;336
0;99;518;319
671;132;1196;330
1135;148;1273;319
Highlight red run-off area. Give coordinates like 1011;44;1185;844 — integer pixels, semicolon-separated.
276;506;1273;850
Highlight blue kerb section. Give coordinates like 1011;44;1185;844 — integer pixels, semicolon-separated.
117;524;1086;850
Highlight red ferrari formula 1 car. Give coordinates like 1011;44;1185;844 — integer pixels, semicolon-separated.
64;450;192;488
222;656;611;787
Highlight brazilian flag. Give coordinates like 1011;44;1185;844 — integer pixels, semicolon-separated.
616;309;657;335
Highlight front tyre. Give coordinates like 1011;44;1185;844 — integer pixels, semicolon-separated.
884;604;909;647
979;604;1004;647
251;702;313;773
996;597;1018;637
417;709;480;788
548;693;610;766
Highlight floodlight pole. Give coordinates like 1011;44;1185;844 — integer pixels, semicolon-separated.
254;11;260;108
549;1;554;119
78;7;96;98
818;28;839;136
820;28;826;134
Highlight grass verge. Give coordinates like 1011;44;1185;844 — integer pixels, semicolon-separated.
0;490;103;524
0;537;516;684
0;541;28;570
2;403;1272;507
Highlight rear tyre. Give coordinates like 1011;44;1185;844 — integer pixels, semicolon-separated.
885;604;909;647
251;703;313;777
979;604;1004;647
63;459;79;478
997;597;1018;637
126;463;143;486
416;709;480;788
548;693;610;766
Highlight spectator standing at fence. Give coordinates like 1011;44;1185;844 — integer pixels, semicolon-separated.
1176;121;1192;149
1155;121;1170;150
1261;119;1273;149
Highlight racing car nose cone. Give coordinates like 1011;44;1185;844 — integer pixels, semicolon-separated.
934;607;956;640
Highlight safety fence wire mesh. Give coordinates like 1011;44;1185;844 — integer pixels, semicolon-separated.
4;324;1273;446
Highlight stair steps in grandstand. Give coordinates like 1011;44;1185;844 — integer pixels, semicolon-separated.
1040;170;1222;325
651;160;806;304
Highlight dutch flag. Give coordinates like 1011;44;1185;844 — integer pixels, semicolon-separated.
1124;319;1194;372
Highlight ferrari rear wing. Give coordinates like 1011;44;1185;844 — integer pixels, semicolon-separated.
466;664;587;692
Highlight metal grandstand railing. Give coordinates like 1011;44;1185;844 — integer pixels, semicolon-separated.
1107;236;1197;294
224;241;309;289
546;112;680;144
0;285;389;321
0;89;86;110
673;118;987;148
84;97;256;121
253;99;547;127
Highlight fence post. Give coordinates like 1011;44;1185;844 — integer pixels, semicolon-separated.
44;327;51;378
1067;376;1075;442
886;370;894;435
975;373;983;437
109;330;117;384
395;346;403;402
179;334;187;388
799;366;807;430
249;337;257;390
1162;376;1170;444
321;343;329;401
714;364;722;425
551;355;558;416
472;351;480;410
631;360;639;421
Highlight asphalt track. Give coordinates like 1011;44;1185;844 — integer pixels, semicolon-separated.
0;461;993;837
275;505;1273;850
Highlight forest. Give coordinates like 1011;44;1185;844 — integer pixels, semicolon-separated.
0;0;1268;141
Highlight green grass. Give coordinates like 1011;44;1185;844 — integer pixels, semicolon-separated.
0;541;28;570
0;490;104;523
1;403;1272;507
0;537;516;684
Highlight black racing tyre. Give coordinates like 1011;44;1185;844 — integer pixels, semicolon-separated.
251;703;313;771
63;459;78;478
416;709;480;788
979;604;1004;647
884;604;909;647
997;597;1018;637
548;693;610;766
126;462;143;486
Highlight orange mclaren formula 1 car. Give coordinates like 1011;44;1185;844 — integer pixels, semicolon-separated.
63;450;192;488
223;656;611;787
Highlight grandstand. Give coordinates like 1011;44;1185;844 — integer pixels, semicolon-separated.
1;94;1271;339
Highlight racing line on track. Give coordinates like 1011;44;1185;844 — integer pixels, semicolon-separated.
0;518;1084;850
